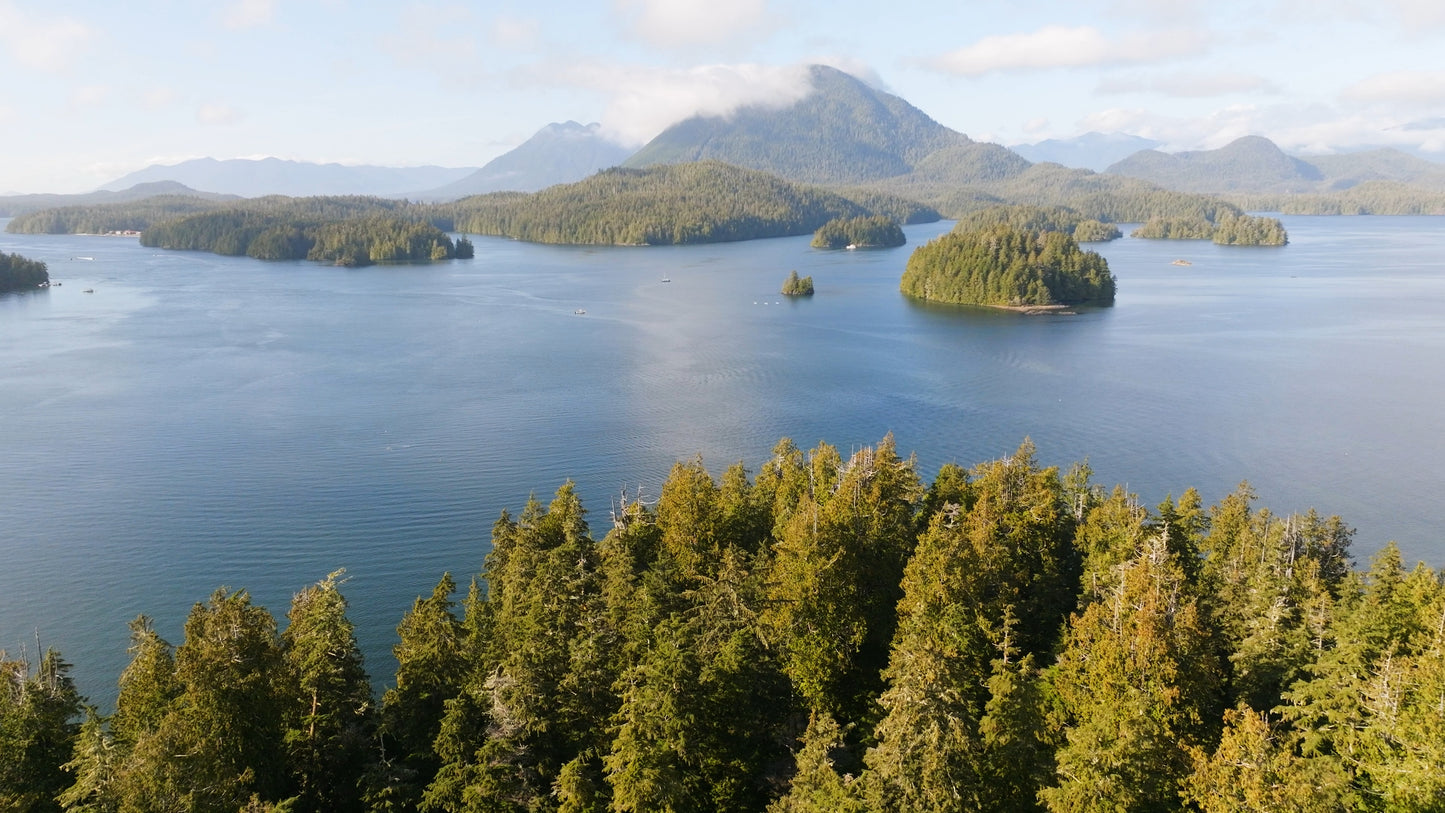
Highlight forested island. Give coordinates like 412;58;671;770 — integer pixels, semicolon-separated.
900;225;1116;309
810;215;906;249
0;251;49;293
781;270;814;295
948;204;1121;243
1132;212;1288;245
4;437;1442;813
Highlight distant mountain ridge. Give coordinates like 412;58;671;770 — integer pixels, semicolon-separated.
418;122;633;200
1106;136;1445;194
101;158;478;199
0;181;238;217
1011;132;1164;172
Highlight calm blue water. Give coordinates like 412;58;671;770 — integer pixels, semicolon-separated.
2;216;1443;703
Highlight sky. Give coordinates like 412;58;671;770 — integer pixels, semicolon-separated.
2;0;1443;194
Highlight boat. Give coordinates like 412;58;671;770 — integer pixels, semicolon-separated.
661;277;671;283
83;288;94;293
574;309;586;314
1171;259;1192;266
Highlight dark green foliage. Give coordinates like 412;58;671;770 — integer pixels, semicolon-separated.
0;251;50;293
1131;215;1216;240
446;162;884;246
0;650;84;812
781;271;814;296
810;215;905;249
139;198;459;266
281;571;374;813
1212;212;1289;245
1071;219;1121;242
900;225;1115;308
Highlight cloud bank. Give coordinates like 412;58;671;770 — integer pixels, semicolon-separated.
0;2;94;72
930;25;1208;76
615;0;772;48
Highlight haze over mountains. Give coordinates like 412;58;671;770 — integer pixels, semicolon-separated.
1107;136;1445;194
5;64;1442;212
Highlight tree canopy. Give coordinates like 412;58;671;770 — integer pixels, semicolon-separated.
900;225;1116;309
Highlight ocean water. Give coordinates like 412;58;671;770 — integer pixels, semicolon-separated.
2;215;1442;702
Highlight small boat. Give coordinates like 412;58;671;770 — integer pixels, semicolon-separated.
574;309;586;314
83;288;94;293
661;277;671;283
845;244;857;250
1171;259;1192;266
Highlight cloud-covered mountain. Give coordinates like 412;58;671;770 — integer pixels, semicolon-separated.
417;122;634;200
623;64;975;185
1011;132;1164;172
100;159;478;198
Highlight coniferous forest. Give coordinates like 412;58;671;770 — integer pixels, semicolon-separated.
900;226;1117;309
4;437;1443;813
0;251;50;293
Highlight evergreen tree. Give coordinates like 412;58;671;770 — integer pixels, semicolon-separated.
0;649;85;813
1041;535;1222;813
281;571;375;813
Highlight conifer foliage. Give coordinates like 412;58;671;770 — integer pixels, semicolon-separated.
13;437;1445;813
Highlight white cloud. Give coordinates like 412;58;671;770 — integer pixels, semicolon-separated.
70;85;108;108
382;4;483;85
1023;117;1050;134
490;15;540;49
223;0;276;29
1341;71;1445;108
1098;72;1279;98
197;103;242;126
541;62;814;146
0;2;95;72
930;25;1209;76
145;88;178;110
615;0;771;48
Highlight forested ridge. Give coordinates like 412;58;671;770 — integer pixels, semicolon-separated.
810;216;906;249
6;437;1442;813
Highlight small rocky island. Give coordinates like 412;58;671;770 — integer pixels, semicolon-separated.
900;225;1115;310
781;270;814;296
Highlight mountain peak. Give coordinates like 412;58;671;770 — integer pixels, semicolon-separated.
623;64;971;185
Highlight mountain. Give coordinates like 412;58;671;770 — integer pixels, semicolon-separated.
1106;136;1324;194
0;181;237;217
418;122;634;200
624;64;972;185
100;158;478;199
1306;148;1445;192
1010;132;1164;172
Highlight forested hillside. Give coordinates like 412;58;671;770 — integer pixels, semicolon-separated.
8;437;1435;813
442;162;933;245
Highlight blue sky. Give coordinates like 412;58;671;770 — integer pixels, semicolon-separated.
2;0;1443;193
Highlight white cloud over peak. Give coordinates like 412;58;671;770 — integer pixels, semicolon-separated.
930;25;1209;76
546;62;813;146
615;0;772;48
0;2;95;72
